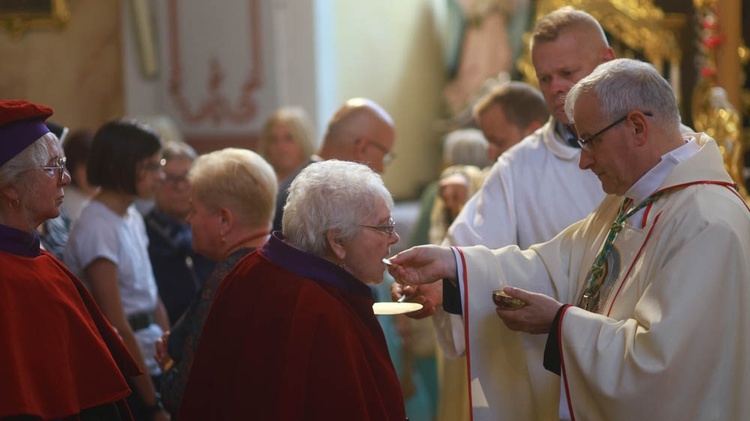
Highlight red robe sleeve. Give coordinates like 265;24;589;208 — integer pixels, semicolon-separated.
0;251;140;420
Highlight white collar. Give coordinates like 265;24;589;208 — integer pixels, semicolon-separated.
625;137;700;204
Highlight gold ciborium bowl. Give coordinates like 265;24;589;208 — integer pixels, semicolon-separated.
492;290;525;310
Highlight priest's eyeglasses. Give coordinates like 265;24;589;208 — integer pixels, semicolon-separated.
40;157;68;182
361;218;396;235
577;111;653;151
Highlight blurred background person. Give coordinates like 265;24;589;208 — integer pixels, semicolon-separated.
155;148;277;415
430;165;486;246
61;129;99;222
65;121;170;421
145;141;215;325
132;115;185;216
409;78;548;252
0;100;140;420
408;128;490;249
272;98;396;232
442;128;492;169
179;160;405;420
257;106;317;183
474;81;549;162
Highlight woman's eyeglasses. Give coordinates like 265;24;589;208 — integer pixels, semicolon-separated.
40;157;68;182
360;218;396;235
141;158;166;172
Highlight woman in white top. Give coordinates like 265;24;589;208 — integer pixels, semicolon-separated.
65;120;170;421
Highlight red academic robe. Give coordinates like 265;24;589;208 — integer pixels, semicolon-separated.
0;250;141;420
178;247;406;420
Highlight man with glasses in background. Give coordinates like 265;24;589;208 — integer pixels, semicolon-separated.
145;141;215;324
272;97;396;232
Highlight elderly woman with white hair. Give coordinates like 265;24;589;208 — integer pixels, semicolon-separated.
0;100;139;420
178;160;407;420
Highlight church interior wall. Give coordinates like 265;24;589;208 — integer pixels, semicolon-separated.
0;0;745;199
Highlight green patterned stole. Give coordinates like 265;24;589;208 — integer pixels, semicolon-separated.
578;191;666;312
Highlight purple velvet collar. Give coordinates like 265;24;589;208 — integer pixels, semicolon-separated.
260;232;374;300
0;224;41;257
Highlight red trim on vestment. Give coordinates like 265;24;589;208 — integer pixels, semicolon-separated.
641;202;654;227
657;180;736;196
722;185;750;212
614;180;743;313
607;212;663;317
558;304;575;421
455;246;475;421
562;180;741;420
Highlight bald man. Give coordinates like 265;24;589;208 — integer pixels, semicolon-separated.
272;98;396;232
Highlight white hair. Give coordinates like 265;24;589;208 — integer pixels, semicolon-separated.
282;160;394;256
443;129;491;168
0;133;57;190
565;59;680;129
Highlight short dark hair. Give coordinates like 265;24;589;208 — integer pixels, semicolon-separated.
472;82;549;131
63;130;94;188
87;120;162;195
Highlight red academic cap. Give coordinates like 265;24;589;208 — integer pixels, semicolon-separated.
0;100;54;167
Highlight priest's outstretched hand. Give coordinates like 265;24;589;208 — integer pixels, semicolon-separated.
390;281;442;319
386;245;457;285
494;286;563;334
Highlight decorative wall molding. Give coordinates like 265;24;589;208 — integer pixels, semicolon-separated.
166;0;263;125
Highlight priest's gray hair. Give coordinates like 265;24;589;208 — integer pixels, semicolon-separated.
283;160;394;257
565;58;680;129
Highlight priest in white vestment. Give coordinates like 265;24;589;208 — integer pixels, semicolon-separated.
389;59;750;420
430;8;611;420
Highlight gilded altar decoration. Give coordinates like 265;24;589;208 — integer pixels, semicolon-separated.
0;0;69;40
691;0;747;197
